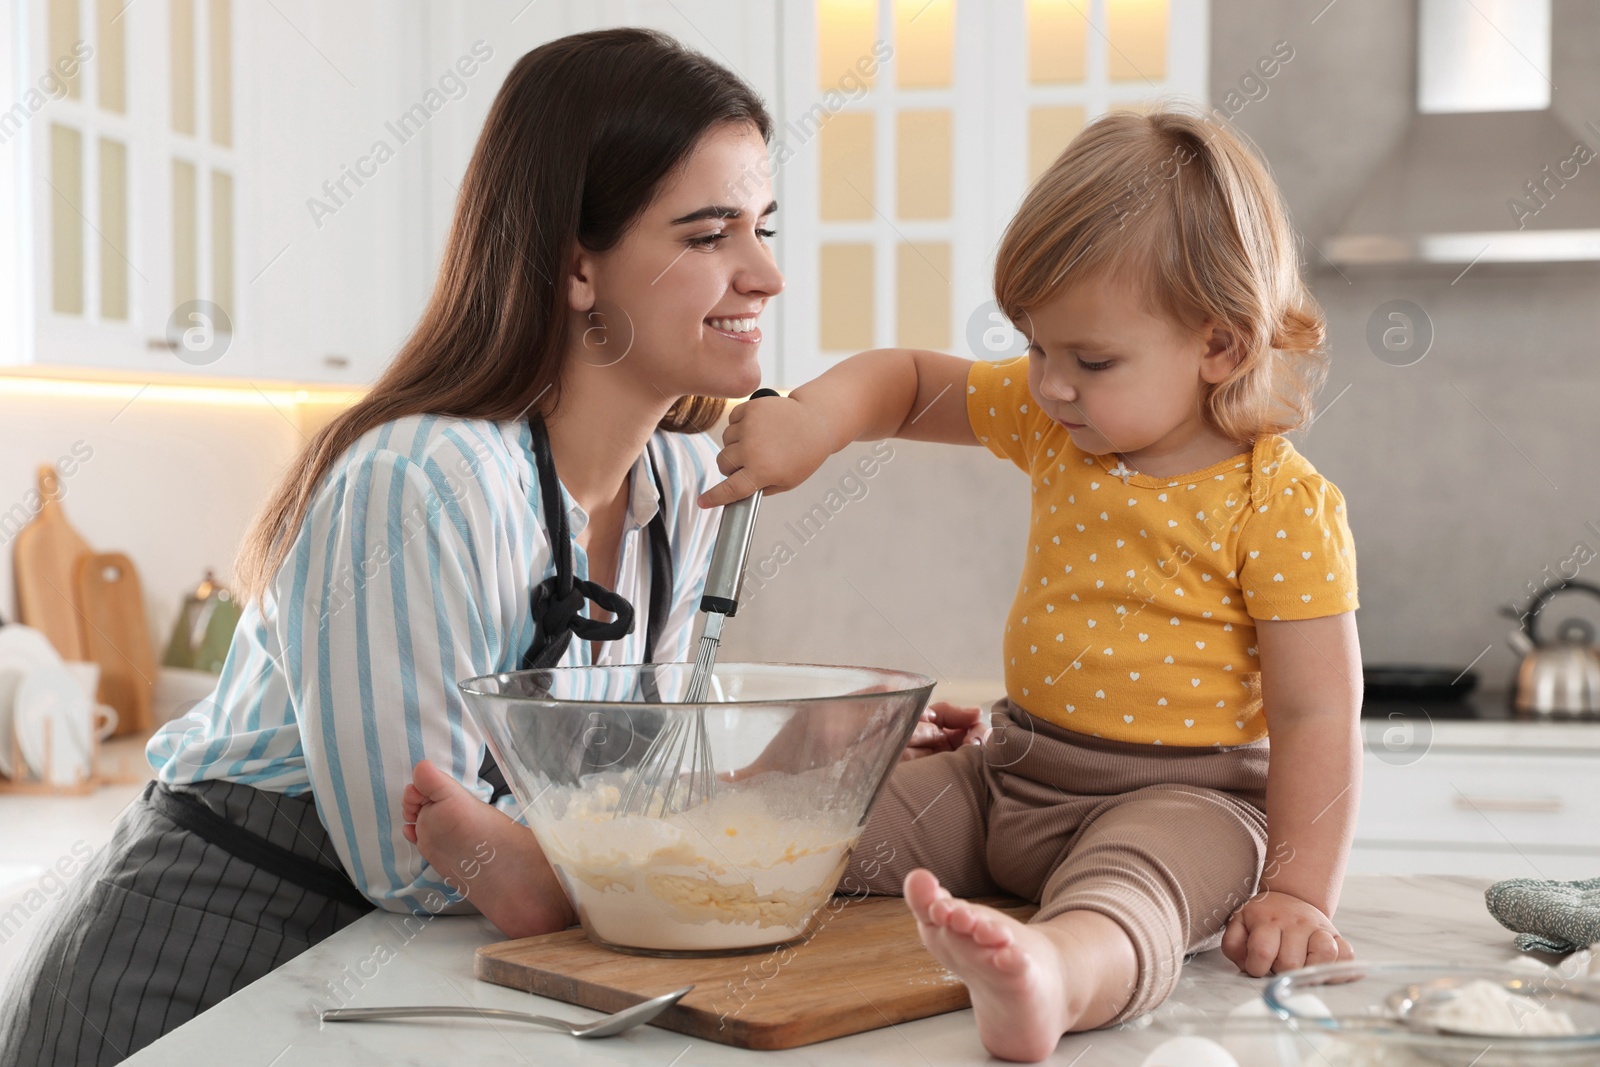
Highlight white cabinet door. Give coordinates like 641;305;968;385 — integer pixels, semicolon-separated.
237;0;424;385
7;0;423;386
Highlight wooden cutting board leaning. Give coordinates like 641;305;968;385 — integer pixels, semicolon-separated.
12;465;91;660
73;552;156;736
476;894;1037;1050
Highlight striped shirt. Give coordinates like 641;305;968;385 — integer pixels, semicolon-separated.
146;415;723;913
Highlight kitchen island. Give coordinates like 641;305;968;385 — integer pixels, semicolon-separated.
121;874;1556;1065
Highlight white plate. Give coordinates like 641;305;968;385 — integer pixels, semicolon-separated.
0;625;66;778
15;662;93;786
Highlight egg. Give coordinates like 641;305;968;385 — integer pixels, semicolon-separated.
1139;1036;1241;1067
1221;993;1333;1067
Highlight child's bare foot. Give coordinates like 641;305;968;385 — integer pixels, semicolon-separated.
402;759;575;938
905;869;1138;1062
905;868;1074;1061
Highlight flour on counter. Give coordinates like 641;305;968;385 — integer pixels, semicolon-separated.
535;770;860;952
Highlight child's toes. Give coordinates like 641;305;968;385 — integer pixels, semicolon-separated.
904;869;943;921
970;913;1015;949
945;902;982;936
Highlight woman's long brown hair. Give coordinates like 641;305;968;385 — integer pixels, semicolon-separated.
235;28;773;605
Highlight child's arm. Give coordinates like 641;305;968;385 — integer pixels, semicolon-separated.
699;348;977;508
1221;611;1363;978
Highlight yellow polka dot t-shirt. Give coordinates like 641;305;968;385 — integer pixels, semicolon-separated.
968;356;1359;747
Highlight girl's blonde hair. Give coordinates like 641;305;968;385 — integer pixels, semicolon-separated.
994;106;1326;442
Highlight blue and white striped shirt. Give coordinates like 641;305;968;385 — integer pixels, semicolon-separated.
146;414;723;913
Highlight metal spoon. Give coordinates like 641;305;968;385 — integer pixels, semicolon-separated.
320;984;693;1039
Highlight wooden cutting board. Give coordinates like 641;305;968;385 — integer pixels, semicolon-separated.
12;465;91;660
74;551;156;736
476;894;1036;1050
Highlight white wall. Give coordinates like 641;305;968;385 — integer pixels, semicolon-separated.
0;391;306;645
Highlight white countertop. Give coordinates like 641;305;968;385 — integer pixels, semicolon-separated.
123;874;1539;1065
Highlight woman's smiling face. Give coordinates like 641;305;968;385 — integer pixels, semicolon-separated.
569;121;784;401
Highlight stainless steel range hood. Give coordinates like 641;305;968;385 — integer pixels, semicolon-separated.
1325;0;1600;268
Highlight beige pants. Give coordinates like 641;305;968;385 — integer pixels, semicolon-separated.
845;698;1270;1024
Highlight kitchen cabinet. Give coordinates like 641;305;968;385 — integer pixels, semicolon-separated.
2;0;427;385
1350;717;1600;880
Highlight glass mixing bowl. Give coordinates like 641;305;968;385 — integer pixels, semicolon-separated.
459;662;934;957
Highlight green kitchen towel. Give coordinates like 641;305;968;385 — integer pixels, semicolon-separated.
1485;876;1600;954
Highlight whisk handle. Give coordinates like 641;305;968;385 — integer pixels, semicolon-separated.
702;388;780;616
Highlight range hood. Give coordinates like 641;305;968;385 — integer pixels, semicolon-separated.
1326;0;1600;268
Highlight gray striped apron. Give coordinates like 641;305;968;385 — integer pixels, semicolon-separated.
0;780;372;1066
0;421;673;1066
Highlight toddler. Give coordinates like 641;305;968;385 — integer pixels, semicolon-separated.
700;107;1363;1061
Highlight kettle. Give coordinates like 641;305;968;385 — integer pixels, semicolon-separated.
162;569;242;674
1502;579;1600;718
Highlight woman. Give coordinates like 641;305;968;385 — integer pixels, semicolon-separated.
1;28;978;1066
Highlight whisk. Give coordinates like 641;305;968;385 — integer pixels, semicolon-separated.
616;388;779;818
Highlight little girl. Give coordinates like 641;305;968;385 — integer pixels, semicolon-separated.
700;108;1363;1061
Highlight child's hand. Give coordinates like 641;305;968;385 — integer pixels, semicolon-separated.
700;393;835;508
1220;889;1353;977
902;701;989;760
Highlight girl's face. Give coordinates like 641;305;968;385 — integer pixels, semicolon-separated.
1022;272;1238;462
569;121;784;403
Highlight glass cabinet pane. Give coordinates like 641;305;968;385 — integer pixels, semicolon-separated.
172;158;198;307
818;0;877;90
50;124;85;315
49;0;83;99
896;241;949;350
99;137;129;319
96;0;127;112
212;169;234;318
210;0;232;146
1028;105;1085;182
895;0;953;88
896;110;951;219
820;243;874;351
1027;0;1087;84
171;0;196;135
820;111;875;220
1107;0;1167;81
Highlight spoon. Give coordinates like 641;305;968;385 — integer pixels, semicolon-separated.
320;984;694;1038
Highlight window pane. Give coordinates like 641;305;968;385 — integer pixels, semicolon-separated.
99;137;128;320
818;0;877;91
819;111;875;220
49;0;83;100
171;0;196;135
173;158;198;307
896;110;951;220
50;124;84;315
212;169;233;319
1028;105;1084;183
209;0;232;146
896;241;949;350
820;243;874;351
96;0;126;112
1027;0;1087;84
1107;0;1166;82
895;0;953;88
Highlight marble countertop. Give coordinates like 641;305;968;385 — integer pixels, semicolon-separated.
123;874;1539;1066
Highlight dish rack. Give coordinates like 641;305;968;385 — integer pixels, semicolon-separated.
0;713;99;795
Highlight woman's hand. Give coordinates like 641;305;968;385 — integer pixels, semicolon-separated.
699;393;837;508
902;701;989;760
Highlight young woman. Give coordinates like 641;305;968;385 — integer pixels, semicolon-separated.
1;28;978;1066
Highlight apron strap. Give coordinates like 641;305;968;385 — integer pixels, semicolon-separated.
479;422;677;803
